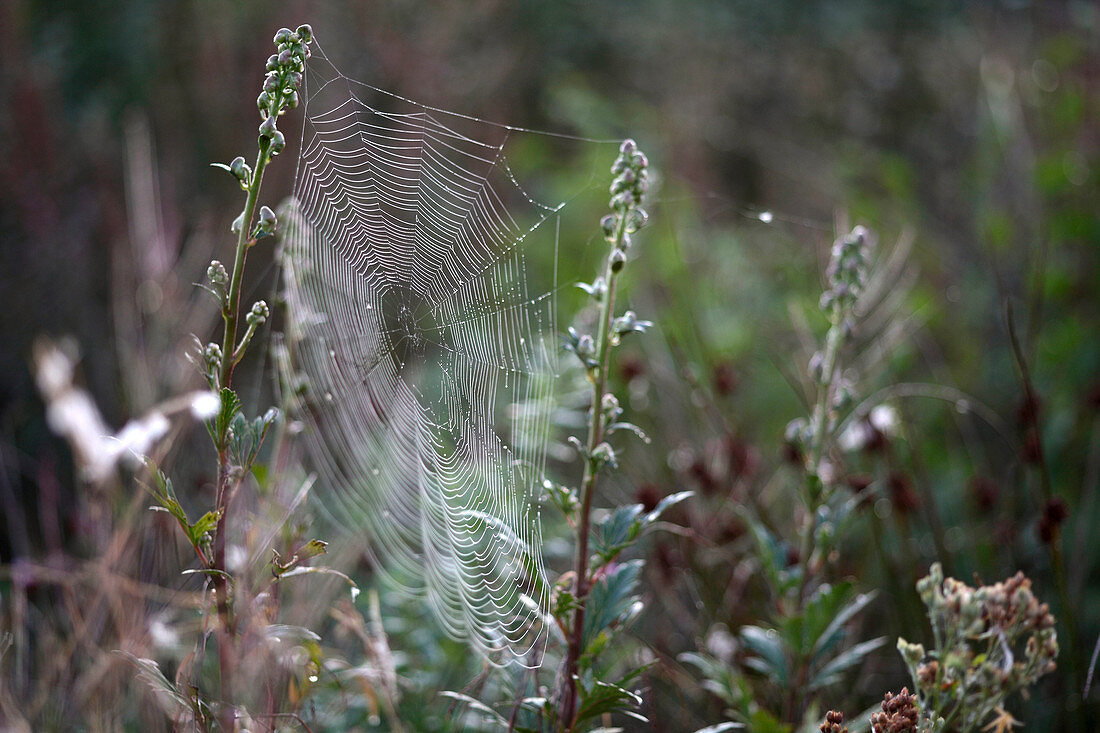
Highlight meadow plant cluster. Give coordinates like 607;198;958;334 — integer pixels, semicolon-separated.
4;19;1092;733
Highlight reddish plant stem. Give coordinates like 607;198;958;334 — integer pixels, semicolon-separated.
557;210;629;730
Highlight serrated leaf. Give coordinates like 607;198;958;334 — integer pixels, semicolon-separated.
592;505;643;563
187;510;220;546
583;560;643;653
208;388;241;445
298;539;328;559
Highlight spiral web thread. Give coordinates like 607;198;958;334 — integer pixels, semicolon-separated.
281;46;594;662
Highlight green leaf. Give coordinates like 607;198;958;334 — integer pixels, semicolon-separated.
263;623;322;644
115;651;198;722
811;589;877;664
605;421;651;444
592;505;643;564
279;565;360;601
644;490;693;524
582;560;643;653
739;626;789;685
574;680;643;727
745;709;791;733
438;691;509;728
208;388;241;445
187;510;220;547
298;539;328;559
808;636;887;691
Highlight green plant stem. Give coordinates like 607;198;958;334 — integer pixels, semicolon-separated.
785;314;843;722
210;136;272;730
558;212;630;731
794;316;842;607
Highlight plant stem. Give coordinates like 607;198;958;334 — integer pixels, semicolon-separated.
211;136;272;730
786;310;843;721
794;316;842;606
558;210;630;731
1004;300;1082;729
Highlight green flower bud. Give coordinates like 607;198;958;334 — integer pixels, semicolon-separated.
263;73;279;93
278;49;294;66
269;130;286;155
247;299;270;326
627;208;648;232
265;54;279;72
258;116;278;139
274;28;292;44
296;24;313;43
283;90;299;110
207;260;228;286
255;205;277;237
600;214;618;239
257;92;271;116
203;342;223;371
575;334;595;361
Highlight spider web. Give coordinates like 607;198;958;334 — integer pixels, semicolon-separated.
280;45;603;661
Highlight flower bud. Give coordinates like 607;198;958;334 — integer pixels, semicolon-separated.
203;342;223;371
609;248;627;273
296;25;313;43
609;191;633;211
808;351;825;382
627;208;648;232
575;334;596;360
207;260;228;286
274;28;292;44
265;54;279;72
257;92;271;116
255;205;277;237
247;300;270;325
263;73;279;93
259;116;277;139
278;49;294;66
600;214;618;239
284;90;299;110
269;130;286;155
619;139;637;157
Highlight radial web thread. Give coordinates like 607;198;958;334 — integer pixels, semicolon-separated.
281;47;589;662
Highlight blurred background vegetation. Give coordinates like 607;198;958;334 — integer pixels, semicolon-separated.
1;0;1097;730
